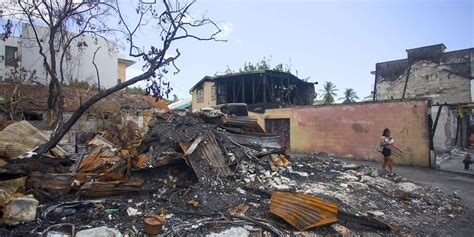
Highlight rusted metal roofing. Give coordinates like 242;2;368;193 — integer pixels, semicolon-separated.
270;191;338;230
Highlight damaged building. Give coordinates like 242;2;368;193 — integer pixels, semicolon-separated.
0;83;169;150
373;44;474;152
187;69;434;166
189;70;317;112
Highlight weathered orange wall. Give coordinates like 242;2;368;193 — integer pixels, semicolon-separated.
250;100;431;166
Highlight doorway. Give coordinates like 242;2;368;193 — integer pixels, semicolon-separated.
265;118;290;152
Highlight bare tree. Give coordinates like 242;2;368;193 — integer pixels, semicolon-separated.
2;0;222;155
0;66;40;121
1;0;117;129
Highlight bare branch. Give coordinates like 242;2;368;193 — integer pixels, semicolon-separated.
2;0;225;155
92;46;102;92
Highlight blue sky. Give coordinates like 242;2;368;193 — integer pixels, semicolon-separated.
125;0;473;101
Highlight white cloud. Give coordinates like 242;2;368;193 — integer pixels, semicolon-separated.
218;22;233;40
164;52;176;59
182;13;194;23
126;65;144;80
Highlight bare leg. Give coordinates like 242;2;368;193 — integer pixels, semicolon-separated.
387;156;394;174
382;157;387;170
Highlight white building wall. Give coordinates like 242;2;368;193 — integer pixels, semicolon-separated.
0;36;21;80
1;24;118;88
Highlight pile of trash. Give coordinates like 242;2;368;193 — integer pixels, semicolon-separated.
0;109;469;236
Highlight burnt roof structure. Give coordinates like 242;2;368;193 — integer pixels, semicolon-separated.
190;70;316;113
375;44;473;84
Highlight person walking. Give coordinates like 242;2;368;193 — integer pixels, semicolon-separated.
463;154;472;170
380;128;403;175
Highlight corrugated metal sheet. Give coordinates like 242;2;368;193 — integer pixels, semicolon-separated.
198;131;234;177
179;131;233;179
226;132;282;150
270;191;338;230
0;121;65;158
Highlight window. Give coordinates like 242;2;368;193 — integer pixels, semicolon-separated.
218;84;225;94
21;112;43;121
5;46;18;67
196;88;204;103
211;85;216;101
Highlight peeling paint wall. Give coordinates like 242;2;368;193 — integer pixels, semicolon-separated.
250;100;431;167
431;105;458;152
376;61;471;104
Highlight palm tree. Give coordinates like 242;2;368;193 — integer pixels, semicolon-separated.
320;81;338;104
339;88;359;103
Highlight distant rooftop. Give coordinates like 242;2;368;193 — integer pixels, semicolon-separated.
118;57;136;67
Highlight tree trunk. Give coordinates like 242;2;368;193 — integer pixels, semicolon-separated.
35;70;154;156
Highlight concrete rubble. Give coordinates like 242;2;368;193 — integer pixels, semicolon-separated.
0;109;470;236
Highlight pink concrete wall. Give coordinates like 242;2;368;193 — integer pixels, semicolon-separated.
291;101;431;166
251;100;431;166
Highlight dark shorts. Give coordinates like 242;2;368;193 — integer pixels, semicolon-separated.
382;147;392;157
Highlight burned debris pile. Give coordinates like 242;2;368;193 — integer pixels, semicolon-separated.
0;110;469;236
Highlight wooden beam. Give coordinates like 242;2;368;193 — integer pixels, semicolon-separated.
287;76;291;104
280;77;283;103
236;79;242;102
242;77;245;102
256;76;262;103
225;79;228;103
263;74;267;104
252;77;255;104
233;79;236;102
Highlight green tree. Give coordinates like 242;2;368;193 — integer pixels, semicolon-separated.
339;88;359;103
273;63;292;73
126;86;145;94
163;94;179;104
256;57;270;70
313;98;323;105
320;81;338;104
233;57;297;74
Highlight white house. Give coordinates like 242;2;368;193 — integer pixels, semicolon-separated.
0;23;132;88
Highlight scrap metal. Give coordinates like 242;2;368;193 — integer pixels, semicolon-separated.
226;132;282;151
179;131;234;179
0;121;65;159
270;191;338;230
